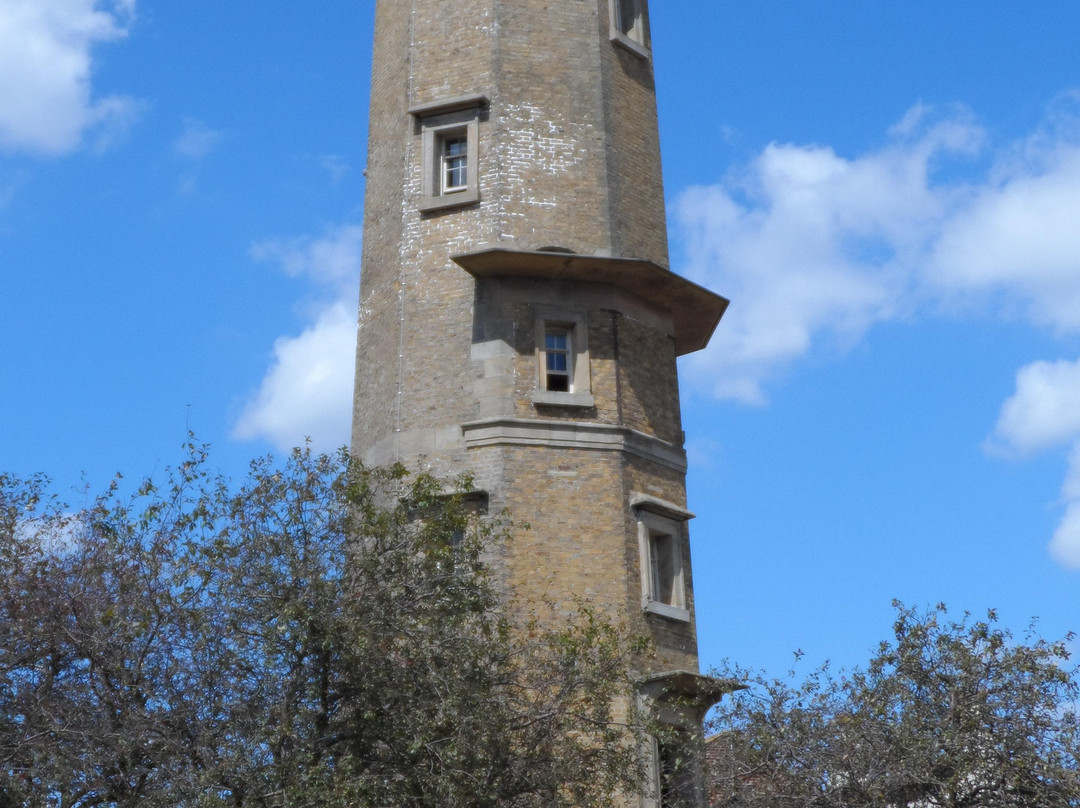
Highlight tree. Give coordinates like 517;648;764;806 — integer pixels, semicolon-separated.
706;602;1080;808
0;442;650;808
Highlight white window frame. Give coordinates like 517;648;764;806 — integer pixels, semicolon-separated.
542;326;573;393
609;0;650;58
532;309;594;408
409;95;485;213
440;133;469;194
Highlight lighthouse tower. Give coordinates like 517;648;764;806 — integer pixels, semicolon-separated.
352;2;729;804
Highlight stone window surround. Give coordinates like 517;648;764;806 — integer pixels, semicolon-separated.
632;492;692;622
532;307;595;408
608;0;650;59
409;94;487;213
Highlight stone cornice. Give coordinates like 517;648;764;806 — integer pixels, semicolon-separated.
461;417;687;473
452;248;729;355
407;93;489;117
630;492;695;521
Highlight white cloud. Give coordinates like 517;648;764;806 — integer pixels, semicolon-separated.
174;117;221;161
0;0;139;155
233;224;362;452
676;108;981;403
988;363;1080;570
987;360;1080;457
675;100;1080;403
674;97;1080;568
232;301;357;453
1050;501;1080;570
927;145;1080;331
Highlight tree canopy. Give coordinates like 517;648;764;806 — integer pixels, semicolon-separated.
0;441;650;808
706;602;1080;808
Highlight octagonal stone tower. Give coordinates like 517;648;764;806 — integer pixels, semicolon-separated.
352;2;730;805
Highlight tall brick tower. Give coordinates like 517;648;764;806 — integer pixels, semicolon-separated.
352;2;729;804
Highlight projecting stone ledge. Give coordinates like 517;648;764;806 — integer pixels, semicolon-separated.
639;670;748;722
452;248;729;356
461;417;688;474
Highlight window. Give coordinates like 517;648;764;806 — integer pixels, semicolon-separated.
649;530;677;606
543;328;571;392
609;0;650;57
409;94;486;212
651;734;699;808
441;135;468;193
421;116;478;210
657;738;680;808
633;495;691;622
532;310;593;407
638;511;686;619
409;491;489;551
640;730;694;808
638;672;733;808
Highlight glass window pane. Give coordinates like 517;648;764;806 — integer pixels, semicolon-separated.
545;333;568;351
650;532;675;605
443;136;468;190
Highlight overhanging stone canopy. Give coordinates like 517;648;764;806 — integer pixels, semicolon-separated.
452;248;729;356
639;670;748;722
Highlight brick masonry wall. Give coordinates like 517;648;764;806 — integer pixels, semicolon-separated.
355;0;677;445
354;0;705;683
615;312;684;443
601;27;670;265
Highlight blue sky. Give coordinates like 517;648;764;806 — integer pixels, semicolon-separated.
2;0;1079;679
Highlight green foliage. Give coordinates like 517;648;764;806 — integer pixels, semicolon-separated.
0;443;647;808
706;602;1080;807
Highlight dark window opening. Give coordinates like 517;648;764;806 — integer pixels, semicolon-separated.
650;532;676;606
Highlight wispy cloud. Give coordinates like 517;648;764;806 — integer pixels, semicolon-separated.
0;0;140;156
174;117;222;161
317;154;350;185
249;224;362;295
0;169;28;208
233;224;362;452
674;94;1080;568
